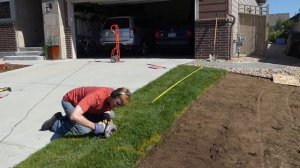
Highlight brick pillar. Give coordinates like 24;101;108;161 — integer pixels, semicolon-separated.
64;26;72;58
195;18;232;59
0;23;17;52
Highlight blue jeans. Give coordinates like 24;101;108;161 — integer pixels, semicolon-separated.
51;99;102;135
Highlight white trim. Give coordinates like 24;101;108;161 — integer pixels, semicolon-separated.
194;0;199;20
0;0;15;22
67;2;77;59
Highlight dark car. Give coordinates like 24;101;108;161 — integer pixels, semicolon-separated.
154;25;194;52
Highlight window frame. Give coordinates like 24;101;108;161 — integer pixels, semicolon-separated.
0;0;15;22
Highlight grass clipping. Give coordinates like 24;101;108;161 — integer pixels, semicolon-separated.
17;65;226;168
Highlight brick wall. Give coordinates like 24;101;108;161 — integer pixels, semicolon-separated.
195;18;232;59
0;23;17;52
64;26;72;58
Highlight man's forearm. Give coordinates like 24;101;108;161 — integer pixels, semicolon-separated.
70;105;96;130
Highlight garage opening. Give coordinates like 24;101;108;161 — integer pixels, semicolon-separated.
73;0;194;59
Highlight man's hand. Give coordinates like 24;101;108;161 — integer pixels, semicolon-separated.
94;122;105;134
104;121;117;138
97;121;117;138
103;111;115;121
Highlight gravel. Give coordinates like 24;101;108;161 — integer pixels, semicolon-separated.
188;44;300;80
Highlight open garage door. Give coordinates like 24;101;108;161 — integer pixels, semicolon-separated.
72;0;194;59
69;0;170;5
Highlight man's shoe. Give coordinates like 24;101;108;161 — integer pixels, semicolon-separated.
40;112;62;131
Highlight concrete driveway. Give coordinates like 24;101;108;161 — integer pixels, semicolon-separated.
0;58;192;168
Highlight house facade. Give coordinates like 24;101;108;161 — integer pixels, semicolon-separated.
0;0;267;60
195;0;268;59
0;0;44;52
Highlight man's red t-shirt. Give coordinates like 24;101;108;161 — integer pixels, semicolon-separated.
63;87;113;114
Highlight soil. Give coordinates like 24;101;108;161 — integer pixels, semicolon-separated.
137;73;300;168
0;63;28;73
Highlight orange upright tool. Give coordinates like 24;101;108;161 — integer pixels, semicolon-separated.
110;24;120;63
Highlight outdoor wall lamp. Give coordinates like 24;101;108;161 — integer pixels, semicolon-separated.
46;3;52;13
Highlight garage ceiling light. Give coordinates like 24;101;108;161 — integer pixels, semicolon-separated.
68;0;170;5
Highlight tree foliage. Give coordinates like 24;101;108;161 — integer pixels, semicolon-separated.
268;18;296;42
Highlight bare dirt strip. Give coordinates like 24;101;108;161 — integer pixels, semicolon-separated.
0;63;28;73
137;73;300;168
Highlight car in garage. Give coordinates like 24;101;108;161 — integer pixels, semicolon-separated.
99;16;155;55
154;24;194;52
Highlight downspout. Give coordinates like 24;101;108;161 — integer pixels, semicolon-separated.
226;0;235;60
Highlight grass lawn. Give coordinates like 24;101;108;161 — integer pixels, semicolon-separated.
16;65;226;168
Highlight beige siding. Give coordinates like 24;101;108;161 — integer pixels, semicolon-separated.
198;0;227;19
232;0;239;43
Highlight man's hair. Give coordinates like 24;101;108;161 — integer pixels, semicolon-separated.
111;87;131;105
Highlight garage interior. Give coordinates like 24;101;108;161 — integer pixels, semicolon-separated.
73;0;194;58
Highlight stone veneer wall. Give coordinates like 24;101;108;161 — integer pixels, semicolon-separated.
195;18;231;59
0;23;17;52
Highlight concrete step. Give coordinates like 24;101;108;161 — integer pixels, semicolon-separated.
3;55;45;61
0;47;45;61
19;47;43;52
0;51;44;57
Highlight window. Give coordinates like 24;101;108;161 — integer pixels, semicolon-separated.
103;18;130;29
0;0;14;21
0;1;10;19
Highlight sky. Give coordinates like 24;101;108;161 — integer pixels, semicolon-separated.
267;0;300;17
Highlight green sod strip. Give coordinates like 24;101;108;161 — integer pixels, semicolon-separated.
16;65;226;168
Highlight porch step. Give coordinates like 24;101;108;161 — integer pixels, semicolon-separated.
0;51;44;57
19;47;43;52
3;55;45;61
0;46;45;61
